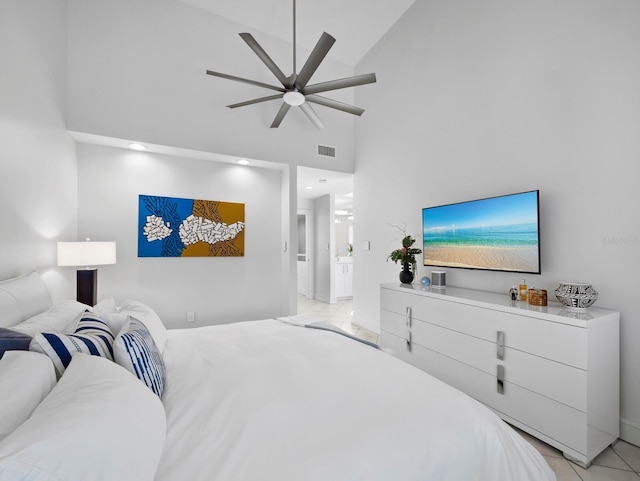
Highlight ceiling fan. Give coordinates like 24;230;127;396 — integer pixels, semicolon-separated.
205;0;376;129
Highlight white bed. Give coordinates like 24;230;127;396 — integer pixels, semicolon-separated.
0;273;556;481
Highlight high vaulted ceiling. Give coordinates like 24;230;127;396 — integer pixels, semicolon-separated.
180;0;415;66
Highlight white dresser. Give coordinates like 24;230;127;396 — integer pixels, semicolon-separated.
380;282;620;467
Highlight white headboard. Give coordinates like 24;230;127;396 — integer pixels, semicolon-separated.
0;273;53;328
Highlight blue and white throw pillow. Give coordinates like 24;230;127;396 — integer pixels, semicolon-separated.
113;316;166;398
31;311;115;377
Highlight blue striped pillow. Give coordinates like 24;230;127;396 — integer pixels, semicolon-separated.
31;311;114;377
113;317;166;398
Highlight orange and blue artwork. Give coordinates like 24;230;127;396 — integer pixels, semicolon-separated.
138;195;245;257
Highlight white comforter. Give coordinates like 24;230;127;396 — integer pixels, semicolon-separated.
156;319;555;481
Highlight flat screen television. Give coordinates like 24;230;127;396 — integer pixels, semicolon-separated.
422;190;541;274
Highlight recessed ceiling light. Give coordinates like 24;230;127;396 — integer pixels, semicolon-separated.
237;159;250;165
128;143;146;151
305;186;313;190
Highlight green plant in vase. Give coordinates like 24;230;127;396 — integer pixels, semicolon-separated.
388;234;422;284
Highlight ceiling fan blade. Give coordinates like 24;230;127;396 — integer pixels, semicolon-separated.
271;102;291;128
294;32;336;91
228;94;283;109
239;33;291;88
206;70;285;93
305;95;365;116
303;73;377;95
299;102;325;130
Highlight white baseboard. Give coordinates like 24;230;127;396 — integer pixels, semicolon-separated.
314;293;331;304
621;418;640;448
353;317;379;334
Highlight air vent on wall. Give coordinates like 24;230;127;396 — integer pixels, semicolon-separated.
318;144;336;158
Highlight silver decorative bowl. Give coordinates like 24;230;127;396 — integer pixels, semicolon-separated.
554;282;598;309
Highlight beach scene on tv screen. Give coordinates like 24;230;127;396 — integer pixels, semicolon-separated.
422;191;540;273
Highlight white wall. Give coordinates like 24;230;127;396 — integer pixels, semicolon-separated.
313;194;334;303
76;143;285;328
0;0;77;301
353;0;640;445
66;0;357;174
281;165;297;315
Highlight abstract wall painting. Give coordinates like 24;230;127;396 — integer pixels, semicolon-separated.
138;195;245;257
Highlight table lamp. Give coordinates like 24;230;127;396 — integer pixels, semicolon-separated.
57;239;117;306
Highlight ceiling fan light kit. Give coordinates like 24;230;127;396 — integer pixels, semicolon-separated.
206;0;376;129
283;91;305;106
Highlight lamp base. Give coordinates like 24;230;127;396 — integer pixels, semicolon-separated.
77;269;97;306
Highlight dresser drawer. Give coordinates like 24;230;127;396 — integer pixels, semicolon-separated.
381;312;587;411
381;288;587;369
381;333;588;459
500;347;586;411
380;305;410;338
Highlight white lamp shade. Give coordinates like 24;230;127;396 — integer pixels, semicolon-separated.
57;241;117;267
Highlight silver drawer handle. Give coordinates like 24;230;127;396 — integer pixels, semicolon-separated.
406;331;412;352
497;331;505;360
497;365;505;394
406;307;412;328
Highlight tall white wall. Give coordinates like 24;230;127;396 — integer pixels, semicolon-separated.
66;0;357;173
353;0;640;445
313;194;334;303
0;0;77;301
76;143;285;328
281;165;297;315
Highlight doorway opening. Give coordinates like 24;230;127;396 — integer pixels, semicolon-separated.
296;167;353;305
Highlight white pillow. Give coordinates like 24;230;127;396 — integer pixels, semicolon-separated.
120;300;167;353
11;300;88;337
0;354;166;481
91;297;128;335
102;311;129;336
93;297;118;315
0;289;21;329
0;272;52;328
0;351;56;442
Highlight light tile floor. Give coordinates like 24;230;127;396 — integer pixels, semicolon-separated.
296;295;640;481
297;295;379;344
